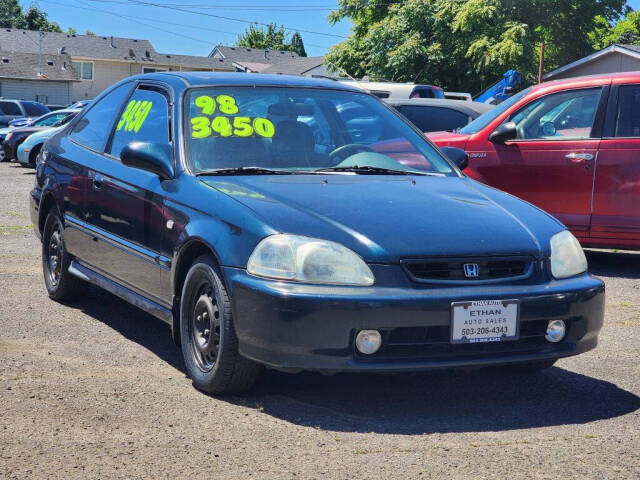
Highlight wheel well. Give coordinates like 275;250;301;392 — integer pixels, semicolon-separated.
174;241;219;300
38;194;57;235
172;240;220;345
29;143;42;165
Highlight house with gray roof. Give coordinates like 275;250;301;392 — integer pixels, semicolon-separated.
0;29;234;101
0;50;78;105
260;56;329;77
209;45;299;73
544;44;640;81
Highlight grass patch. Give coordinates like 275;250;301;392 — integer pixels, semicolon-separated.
0;225;32;235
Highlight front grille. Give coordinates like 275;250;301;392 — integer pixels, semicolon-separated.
402;257;531;283
356;319;568;361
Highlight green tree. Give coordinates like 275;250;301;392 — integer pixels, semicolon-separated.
289;32;307;57
326;0;626;94
236;23;291;51
0;0;24;28
590;10;640;49
0;1;62;32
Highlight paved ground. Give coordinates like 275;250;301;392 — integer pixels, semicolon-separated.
0;161;638;479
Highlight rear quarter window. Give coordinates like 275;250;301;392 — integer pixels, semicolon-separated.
397;105;469;132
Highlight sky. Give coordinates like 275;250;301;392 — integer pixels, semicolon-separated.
21;0;352;57
19;0;640;59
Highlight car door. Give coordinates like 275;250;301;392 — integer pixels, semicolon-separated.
483;87;607;236
61;82;135;261
83;84;171;304
592;82;640;246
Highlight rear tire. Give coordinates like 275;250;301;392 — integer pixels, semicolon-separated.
42;209;88;301
180;255;261;394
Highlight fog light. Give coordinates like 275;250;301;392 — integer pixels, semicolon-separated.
545;320;566;343
355;330;382;354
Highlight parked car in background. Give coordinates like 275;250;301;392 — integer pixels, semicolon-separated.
2;109;79;161
17;122;67;167
339;80;445;99
386;98;493;133
31;72;604;394
444;91;472;101
67;100;91;109
0;99;49;127
429;72;640;251
8;117;31;128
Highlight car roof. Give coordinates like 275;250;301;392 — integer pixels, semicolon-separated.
385;98;493;116
532;71;640;95
134;71;364;92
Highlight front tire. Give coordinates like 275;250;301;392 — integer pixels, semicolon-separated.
180;255;261;394
42;209;87;301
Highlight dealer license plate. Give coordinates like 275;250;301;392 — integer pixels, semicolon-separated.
451;299;519;344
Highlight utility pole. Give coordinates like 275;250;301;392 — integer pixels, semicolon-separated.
38;31;44;77
538;41;545;84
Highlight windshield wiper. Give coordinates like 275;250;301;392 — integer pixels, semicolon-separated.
196;166;294;176
313;165;434;176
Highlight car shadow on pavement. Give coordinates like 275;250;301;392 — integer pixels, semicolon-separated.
72;286;186;374
585;249;640;279
72;285;639;435
240;367;640;434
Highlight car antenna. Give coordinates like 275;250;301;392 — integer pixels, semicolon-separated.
324;59;368;90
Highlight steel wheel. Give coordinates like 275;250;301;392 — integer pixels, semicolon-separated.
189;281;222;372
46;222;63;287
180;255;261;394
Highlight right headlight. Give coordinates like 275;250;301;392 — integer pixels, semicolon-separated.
550;230;588;279
247;234;375;286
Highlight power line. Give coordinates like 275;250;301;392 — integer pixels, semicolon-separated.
39;0;335;51
85;0;348;38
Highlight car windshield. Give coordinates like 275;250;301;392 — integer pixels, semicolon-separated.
32;111;71;127
459;87;532;134
185;87;455;176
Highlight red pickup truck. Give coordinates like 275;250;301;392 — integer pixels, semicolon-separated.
429;72;640;251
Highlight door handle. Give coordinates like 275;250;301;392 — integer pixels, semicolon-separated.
565;153;593;162
92;173;103;190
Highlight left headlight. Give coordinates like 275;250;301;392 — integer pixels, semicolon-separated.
550;230;588;279
247;234;375;286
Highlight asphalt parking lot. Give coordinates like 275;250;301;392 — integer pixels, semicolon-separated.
0;161;638;479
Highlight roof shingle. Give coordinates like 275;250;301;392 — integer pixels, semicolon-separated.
0;50;78;81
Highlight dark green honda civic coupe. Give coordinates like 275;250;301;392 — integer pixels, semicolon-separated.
30;73;604;394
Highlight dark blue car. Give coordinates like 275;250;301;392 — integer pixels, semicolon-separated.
30;73;604;394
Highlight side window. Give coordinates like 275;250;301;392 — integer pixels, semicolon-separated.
398;106;469;132
509;87;602;140
70;83;132;151
109;88;170;159
614;84;640;137
0;101;22;115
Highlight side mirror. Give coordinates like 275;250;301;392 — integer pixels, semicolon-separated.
121;142;174;181
440;146;468;171
489;121;517;144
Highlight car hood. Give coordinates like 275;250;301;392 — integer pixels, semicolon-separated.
201;175;563;263
24;126;61;144
427;131;470;149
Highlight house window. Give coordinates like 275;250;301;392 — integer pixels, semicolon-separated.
142;67;168;74
72;61;94;80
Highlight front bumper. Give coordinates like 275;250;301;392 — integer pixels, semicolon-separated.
225;267;605;372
